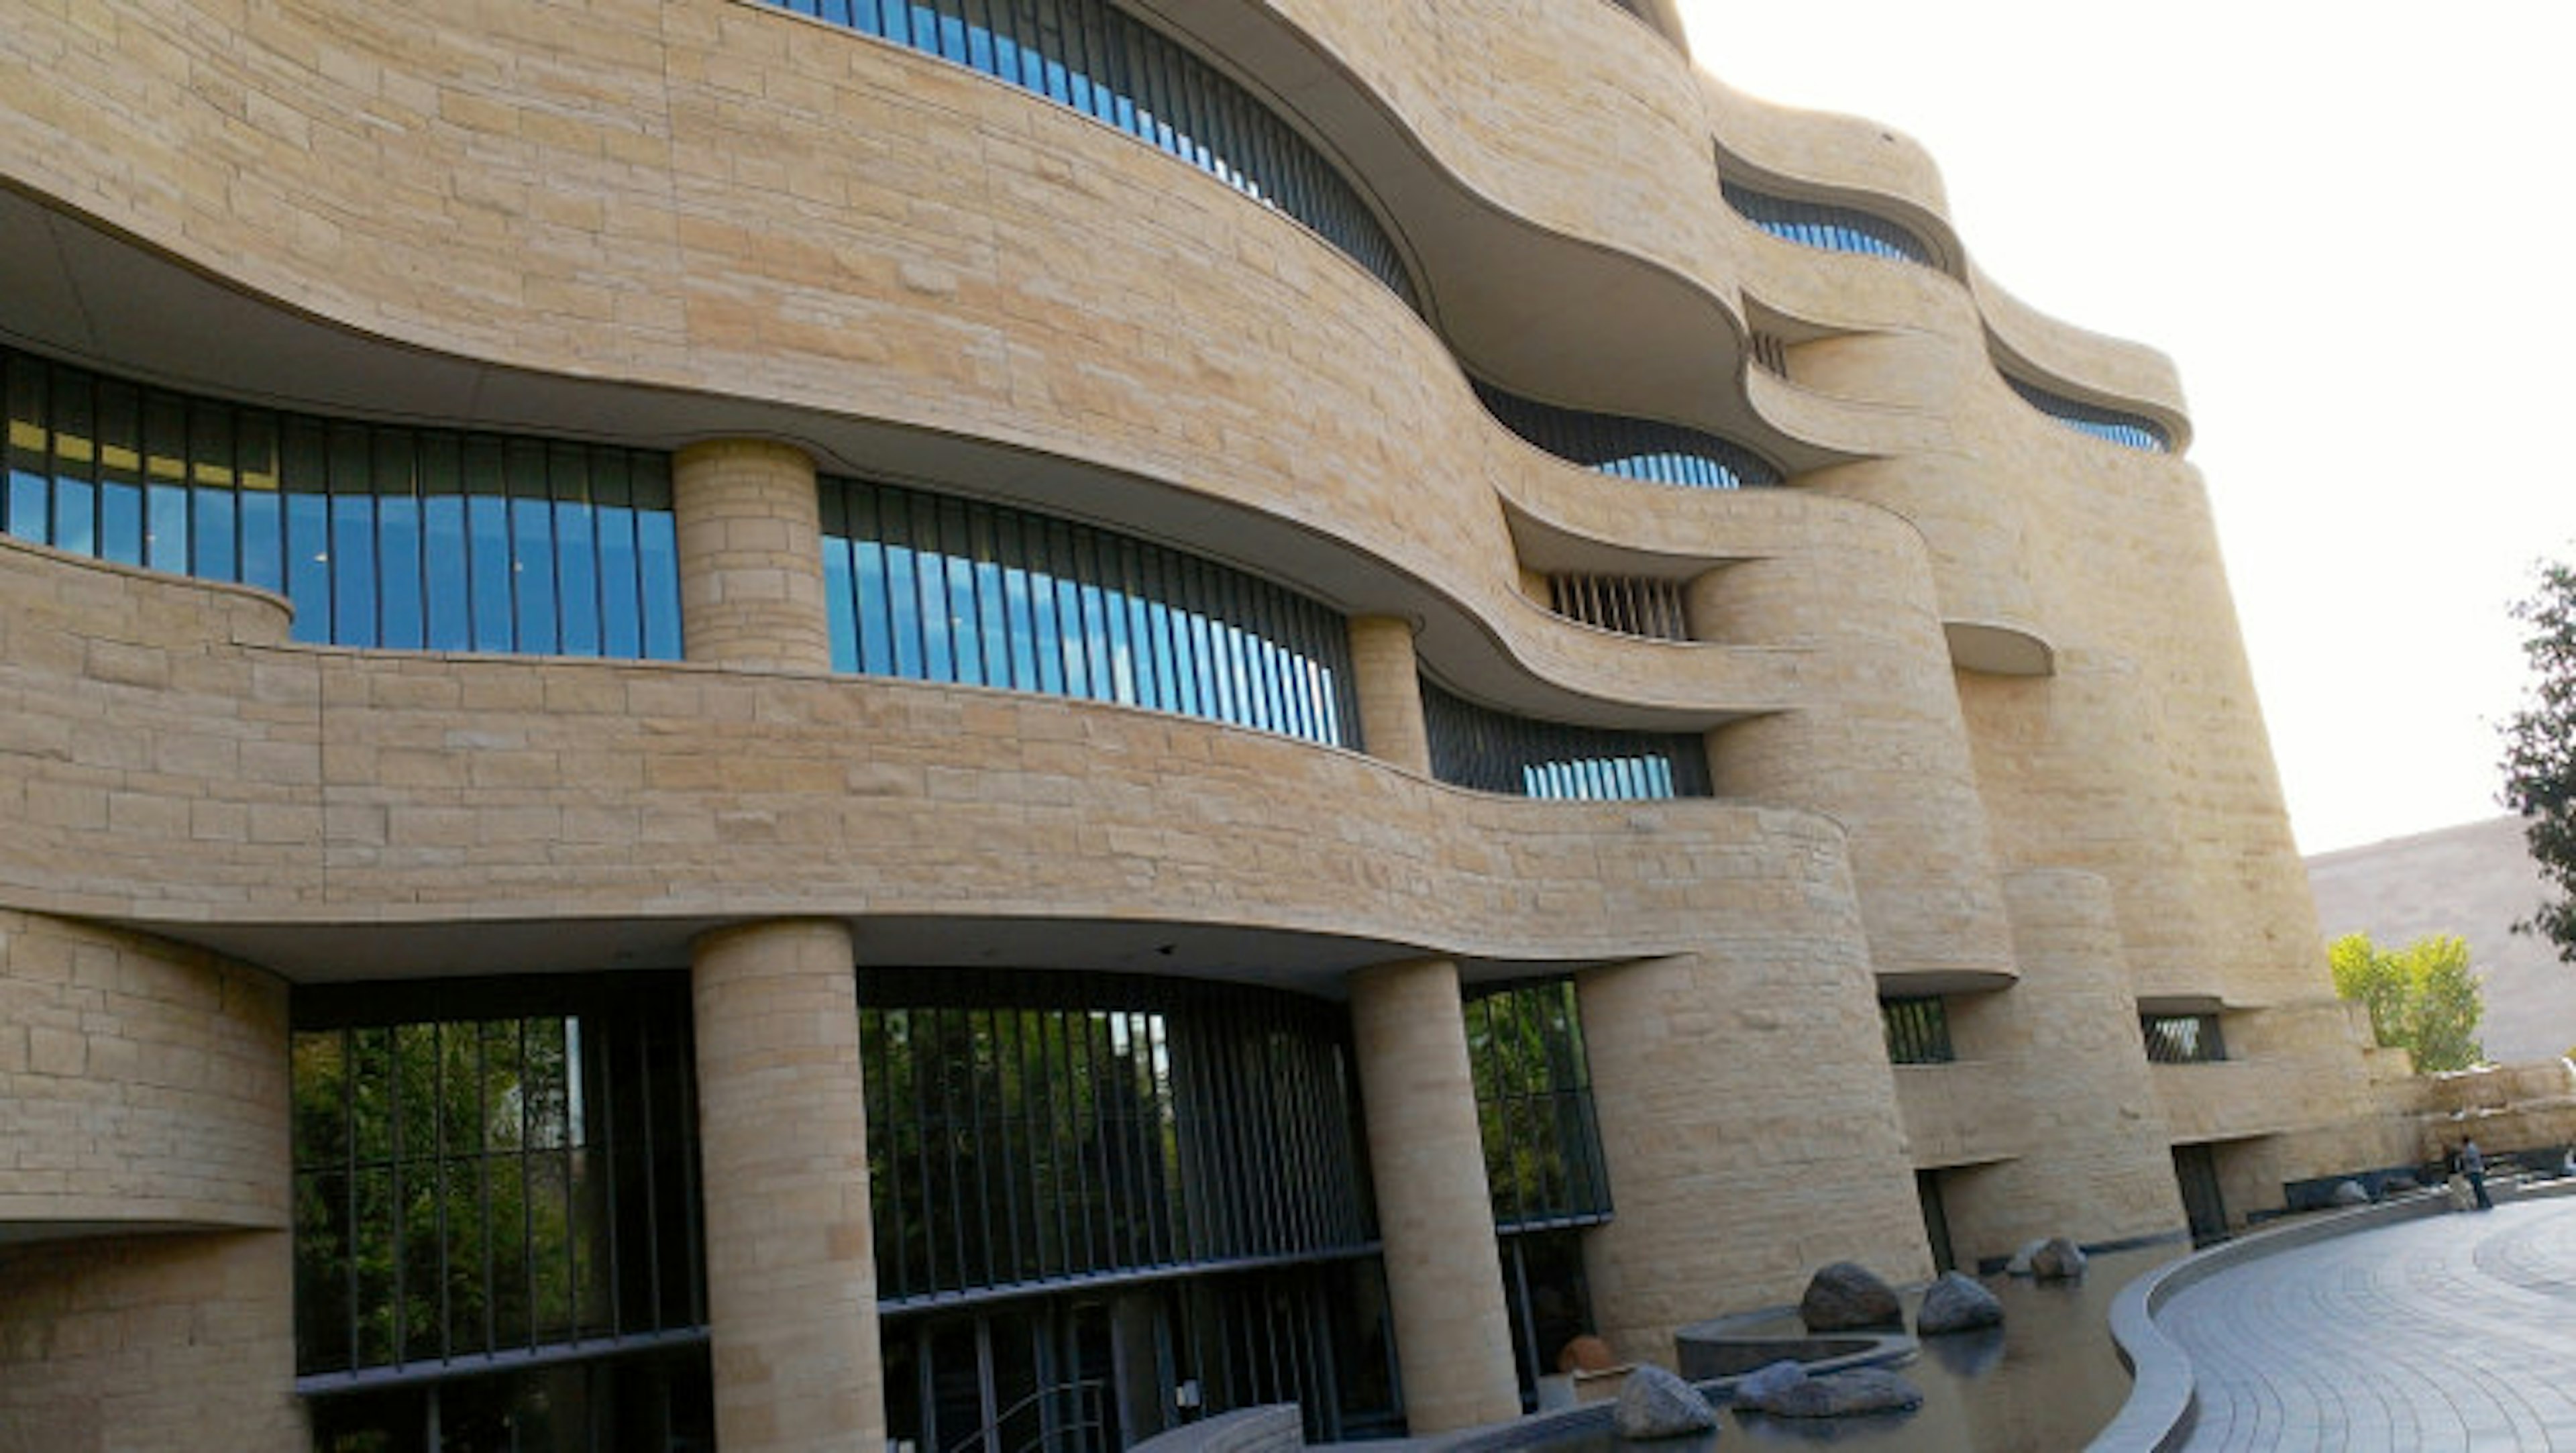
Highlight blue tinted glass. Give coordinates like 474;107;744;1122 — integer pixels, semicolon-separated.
146;482;189;573
378;494;424;649
594;460;641;659
97;484;144;563
508;494;556;655
1099;575;1135;704
192;485;235;581
230;413;279;592
855;538;892;674
468;490;514;653
423;492;470;651
824;538;859;674
884;542;923;679
944;549;980;685
3;361;42;542
328;429;377;646
1027;563;1064;696
1002;560;1036;690
1054;574;1089;698
48;372;94;555
1078;578;1113;702
8;470;46;545
973;550;1009;688
284;488;330;643
51;474;95;557
636;509;681;660
1124;560;1163;712
817;477;1353;746
554;498;600;657
239;488;282;594
95;380;144;566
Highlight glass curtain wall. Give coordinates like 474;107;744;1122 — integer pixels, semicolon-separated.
1420;679;1713;800
1463;978;1610;1232
289;973;706;1413
1719;180;1935;266
757;0;1418;310
1463;978;1609;1405
857;968;1378;1306
0;347;682;657
1471;378;1781;490
2002;374;2173;452
821;477;1358;748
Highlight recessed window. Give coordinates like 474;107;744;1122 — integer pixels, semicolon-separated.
1464;977;1611;1230
2002;374;2172;453
289;975;704;1385
1721;181;1934;268
1882;997;1953;1065
1546;574;1690;641
2143;1013;2225;1064
1420;678;1712;800
1473;378;1781;490
820;476;1357;747
1;347;682;657
856;969;1375;1304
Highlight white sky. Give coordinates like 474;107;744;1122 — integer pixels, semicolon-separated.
1674;1;2576;854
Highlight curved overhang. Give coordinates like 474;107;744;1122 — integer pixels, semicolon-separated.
1946;621;2056;678
1974;264;2194;453
1877;968;2020;995
0;185;1788;737
0;535;1873;995
1132;0;1851;474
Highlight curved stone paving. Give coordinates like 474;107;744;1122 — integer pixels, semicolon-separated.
2161;1199;2576;1450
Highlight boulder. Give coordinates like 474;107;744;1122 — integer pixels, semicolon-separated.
1742;1368;1923;1419
1799;1261;1902;1330
1915;1271;2004;1335
2031;1237;2088;1281
2331;1179;2372;1207
2004;1237;2050;1276
1611;1364;1719;1440
1733;1360;1807;1404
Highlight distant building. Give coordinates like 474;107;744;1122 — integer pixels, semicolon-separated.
1;1;2402;1448
2307;816;2576;1065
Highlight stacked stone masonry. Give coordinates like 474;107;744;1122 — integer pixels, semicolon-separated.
0;0;2398;1446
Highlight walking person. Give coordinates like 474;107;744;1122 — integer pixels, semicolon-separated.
2461;1137;2494;1212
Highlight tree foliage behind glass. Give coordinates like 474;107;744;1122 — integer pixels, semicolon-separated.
290;977;702;1379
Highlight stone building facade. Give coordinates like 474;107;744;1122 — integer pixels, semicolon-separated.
0;1;2402;1447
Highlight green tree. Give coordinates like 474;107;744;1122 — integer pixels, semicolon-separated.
2329;932;2486;1072
2502;558;2576;959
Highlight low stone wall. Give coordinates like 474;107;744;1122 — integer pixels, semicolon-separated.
2426;1061;2575;1114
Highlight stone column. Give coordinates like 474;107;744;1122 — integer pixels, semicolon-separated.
1686;508;2015;985
692;919;883;1453
1348;615;1431;773
1933;869;2184;1267
1346;957;1519;1432
674;439;832;671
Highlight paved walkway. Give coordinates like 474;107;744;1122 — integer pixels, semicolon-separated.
2159;1195;2576;1450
